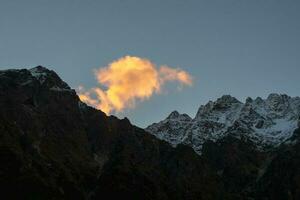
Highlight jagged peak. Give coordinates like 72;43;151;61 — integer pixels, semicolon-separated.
267;93;281;99
266;93;291;102
195;95;241;119
166;110;192;121
29;66;55;80
216;95;241;104
264;93;292;113
30;65;50;72
167;110;180;119
254;97;264;104
196;94;298;119
245;97;253;104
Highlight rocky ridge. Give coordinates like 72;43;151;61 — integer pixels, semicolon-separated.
146;94;300;154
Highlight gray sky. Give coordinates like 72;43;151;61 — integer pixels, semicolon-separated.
1;0;300;127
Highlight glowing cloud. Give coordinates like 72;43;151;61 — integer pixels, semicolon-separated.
78;56;193;114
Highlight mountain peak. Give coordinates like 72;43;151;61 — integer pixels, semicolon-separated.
266;93;291;102
166;110;192;121
245;97;253;104
167;110;180;119
29;65;54;80
216;95;241;104
195;95;241;120
265;93;291;112
29;66;70;90
30;65;50;72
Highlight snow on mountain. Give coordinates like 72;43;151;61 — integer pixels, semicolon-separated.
0;66;73;93
29;66;49;84
146;94;300;154
29;66;71;90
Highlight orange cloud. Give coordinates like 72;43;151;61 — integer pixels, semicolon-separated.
159;66;193;85
78;56;193;114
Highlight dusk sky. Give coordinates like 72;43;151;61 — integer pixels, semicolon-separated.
1;0;300;127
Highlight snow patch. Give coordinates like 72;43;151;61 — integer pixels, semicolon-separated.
29;67;48;84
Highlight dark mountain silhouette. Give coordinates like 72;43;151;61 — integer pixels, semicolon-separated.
0;66;299;199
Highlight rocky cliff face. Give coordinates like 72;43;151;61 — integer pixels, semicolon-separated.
0;66;299;200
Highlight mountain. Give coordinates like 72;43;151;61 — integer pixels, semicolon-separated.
0;66;300;199
0;66;223;199
146;94;300;154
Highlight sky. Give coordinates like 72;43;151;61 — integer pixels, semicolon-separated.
0;0;300;127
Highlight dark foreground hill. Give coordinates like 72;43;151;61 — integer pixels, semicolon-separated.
0;66;299;200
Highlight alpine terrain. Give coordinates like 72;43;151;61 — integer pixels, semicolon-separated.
146;94;300;154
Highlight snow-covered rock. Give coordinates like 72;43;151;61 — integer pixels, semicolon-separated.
29;66;49;84
29;66;71;90
146;94;300;154
0;66;72;92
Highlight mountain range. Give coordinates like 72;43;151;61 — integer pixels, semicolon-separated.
0;66;299;200
146;94;300;154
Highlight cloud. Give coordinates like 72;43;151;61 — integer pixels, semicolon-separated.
78;56;193;114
